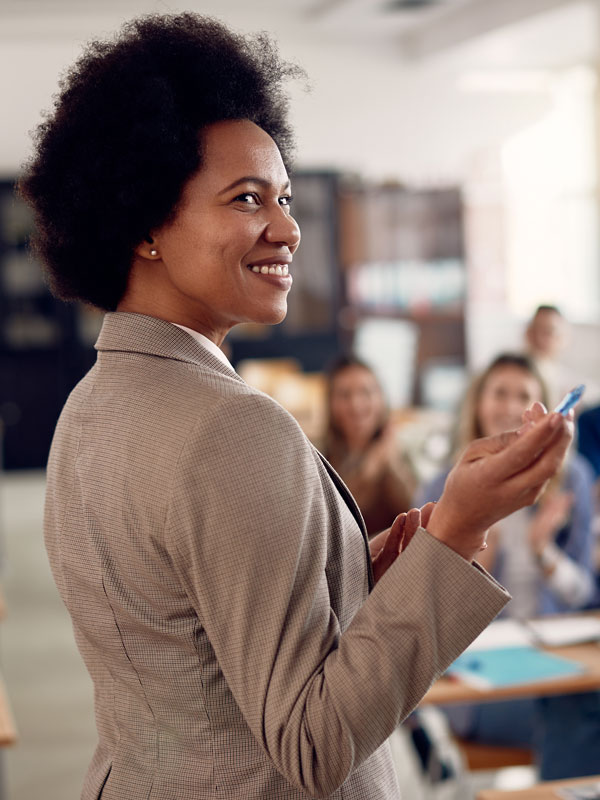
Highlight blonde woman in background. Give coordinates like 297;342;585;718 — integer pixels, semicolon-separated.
417;352;599;781
324;355;417;538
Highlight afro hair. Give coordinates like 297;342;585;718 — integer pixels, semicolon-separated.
19;13;302;310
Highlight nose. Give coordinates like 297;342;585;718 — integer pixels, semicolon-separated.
264;207;301;251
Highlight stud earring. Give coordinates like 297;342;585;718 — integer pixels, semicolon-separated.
150;249;158;257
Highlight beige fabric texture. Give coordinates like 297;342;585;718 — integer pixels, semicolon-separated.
44;312;509;800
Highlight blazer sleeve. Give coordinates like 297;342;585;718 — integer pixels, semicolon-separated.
165;391;509;798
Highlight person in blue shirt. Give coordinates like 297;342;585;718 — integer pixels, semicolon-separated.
578;405;600;480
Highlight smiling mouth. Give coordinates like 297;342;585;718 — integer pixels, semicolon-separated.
247;264;290;276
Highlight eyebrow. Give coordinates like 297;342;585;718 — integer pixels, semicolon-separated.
218;176;291;195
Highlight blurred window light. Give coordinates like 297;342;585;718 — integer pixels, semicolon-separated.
501;66;600;323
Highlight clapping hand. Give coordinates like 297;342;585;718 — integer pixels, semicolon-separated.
371;502;436;583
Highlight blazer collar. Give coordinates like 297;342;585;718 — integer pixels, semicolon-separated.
95;312;243;382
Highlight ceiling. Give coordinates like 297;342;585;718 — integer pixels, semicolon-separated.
0;0;597;67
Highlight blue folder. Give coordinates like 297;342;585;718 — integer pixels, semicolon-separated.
446;645;584;689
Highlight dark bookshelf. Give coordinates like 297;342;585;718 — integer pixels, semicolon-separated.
0;181;98;469
0;172;345;468
338;184;466;406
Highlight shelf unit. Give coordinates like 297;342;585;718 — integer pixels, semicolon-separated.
0;181;98;469
338;183;467;407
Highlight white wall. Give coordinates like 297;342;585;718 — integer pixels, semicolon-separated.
2;0;599;381
1;1;590;181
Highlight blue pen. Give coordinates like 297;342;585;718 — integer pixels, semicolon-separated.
553;384;586;416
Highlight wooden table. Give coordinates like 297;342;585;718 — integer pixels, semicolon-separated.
421;619;600;707
477;774;600;799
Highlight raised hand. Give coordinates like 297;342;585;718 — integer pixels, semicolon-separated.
426;409;574;562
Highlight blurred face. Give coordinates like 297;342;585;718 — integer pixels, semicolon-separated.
527;310;566;359
477;365;544;437
330;366;385;446
126;119;300;343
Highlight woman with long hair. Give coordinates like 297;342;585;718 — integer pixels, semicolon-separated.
324;355;416;538
418;352;598;780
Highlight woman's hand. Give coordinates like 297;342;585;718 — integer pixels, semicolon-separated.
425;408;574;562
371;502;436;583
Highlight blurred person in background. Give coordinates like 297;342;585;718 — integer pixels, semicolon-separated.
417;352;599;780
524;305;569;408
324;354;416;538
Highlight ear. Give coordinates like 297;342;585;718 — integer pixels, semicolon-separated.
134;237;161;261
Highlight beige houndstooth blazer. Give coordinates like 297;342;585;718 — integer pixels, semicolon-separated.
44;312;509;800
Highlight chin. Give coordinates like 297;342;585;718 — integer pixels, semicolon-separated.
253;303;288;326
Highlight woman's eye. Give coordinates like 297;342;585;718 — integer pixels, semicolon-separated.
279;194;294;207
235;193;258;205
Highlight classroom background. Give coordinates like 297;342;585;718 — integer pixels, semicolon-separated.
1;1;600;798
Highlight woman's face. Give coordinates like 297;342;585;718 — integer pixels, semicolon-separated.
477;365;544;437
329;366;385;445
134;119;300;343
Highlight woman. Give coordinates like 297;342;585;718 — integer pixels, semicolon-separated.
422;353;596;616
418;353;598;779
20;14;573;799
324;355;416;538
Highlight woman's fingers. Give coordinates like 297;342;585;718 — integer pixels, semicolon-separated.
420;501;436;529
372;514;406;583
400;508;421;552
480;413;571;482
387;513;406;555
521;400;547;426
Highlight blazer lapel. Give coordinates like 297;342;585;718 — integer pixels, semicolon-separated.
316;451;375;591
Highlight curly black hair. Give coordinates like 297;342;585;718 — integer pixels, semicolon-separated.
19;13;302;310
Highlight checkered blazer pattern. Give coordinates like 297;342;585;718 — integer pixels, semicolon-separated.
44;312;509;799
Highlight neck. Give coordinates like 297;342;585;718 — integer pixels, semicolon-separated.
117;259;228;346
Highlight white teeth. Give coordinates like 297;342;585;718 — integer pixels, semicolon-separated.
250;263;290;275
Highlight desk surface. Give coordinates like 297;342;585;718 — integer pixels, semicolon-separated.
422;614;600;706
476;774;600;799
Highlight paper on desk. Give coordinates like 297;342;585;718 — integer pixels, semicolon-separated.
446;645;583;689
463;619;534;653
526;616;600;647
556;782;600;799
